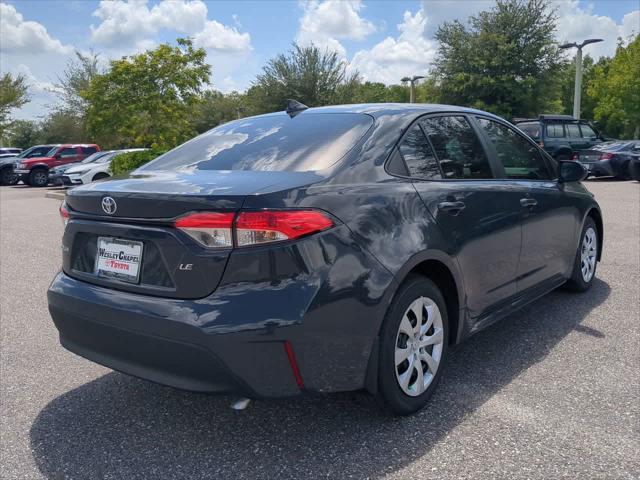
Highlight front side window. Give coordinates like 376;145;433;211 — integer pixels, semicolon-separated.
419;116;493;179
565;124;582;138
546;123;565;138
477;118;551;180
398;124;441;179
58;148;78;158
140;113;373;172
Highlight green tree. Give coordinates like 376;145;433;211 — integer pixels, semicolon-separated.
191;90;248;133
588;35;640;139
250;43;359;113
6;119;40;149
0;73;30;141
38;111;87;144
432;0;563;118
84;38;210;148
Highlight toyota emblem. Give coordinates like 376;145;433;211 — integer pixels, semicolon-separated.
101;196;117;215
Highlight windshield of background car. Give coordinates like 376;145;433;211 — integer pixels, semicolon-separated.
96;152;116;163
518;122;541;139
17;146;53;158
80;151;111;164
139;113;373;172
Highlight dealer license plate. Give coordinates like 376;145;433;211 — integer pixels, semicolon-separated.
95;237;143;283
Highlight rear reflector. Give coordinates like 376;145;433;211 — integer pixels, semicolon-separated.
236;210;334;246
174;212;234;248
284;340;305;390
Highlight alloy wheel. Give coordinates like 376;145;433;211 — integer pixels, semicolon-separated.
394;296;444;397
580;227;597;282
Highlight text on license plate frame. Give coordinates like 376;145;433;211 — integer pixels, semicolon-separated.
95;237;144;284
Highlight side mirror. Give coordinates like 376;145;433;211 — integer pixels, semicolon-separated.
558;160;587;183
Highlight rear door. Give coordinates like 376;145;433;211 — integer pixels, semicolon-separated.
565;123;589;151
403;114;523;319
475;117;577;293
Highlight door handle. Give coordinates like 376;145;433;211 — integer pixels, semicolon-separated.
438;201;466;215
520;197;538;208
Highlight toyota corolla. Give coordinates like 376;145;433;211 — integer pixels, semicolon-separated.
48;103;602;415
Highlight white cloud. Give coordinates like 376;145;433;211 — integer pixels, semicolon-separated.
192;20;252;52
420;0;495;34
297;0;376;57
0;2;72;55
348;9;437;84
91;0;251;52
556;0;639;59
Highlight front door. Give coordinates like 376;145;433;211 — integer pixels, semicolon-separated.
474;116;577;293
399;115;522;319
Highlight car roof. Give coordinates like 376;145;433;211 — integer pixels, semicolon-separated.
277;103;504;120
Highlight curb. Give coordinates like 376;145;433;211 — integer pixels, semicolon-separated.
45;190;66;201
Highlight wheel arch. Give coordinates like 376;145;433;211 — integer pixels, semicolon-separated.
28;163;50;172
586;207;603;261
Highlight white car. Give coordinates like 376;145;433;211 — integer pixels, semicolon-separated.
63;148;147;185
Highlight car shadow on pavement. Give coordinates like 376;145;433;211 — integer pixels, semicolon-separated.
29;279;610;480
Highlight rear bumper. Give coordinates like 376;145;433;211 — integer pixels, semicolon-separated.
584;160;615;177
47;226;395;397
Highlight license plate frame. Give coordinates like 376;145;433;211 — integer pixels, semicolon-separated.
95;237;144;284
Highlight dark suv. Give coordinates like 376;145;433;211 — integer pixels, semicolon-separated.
515;115;603;160
48;104;601;415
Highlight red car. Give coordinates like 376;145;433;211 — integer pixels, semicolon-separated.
14;144;101;187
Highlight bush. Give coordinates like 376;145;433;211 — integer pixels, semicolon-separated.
110;149;166;176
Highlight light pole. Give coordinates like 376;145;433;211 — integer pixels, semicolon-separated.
559;38;603;119
401;75;424;103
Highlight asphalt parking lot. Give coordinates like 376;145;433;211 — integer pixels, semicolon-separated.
1;180;638;480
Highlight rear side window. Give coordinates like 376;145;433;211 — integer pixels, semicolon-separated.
140;113;373;172
398;124;441;179
546;123;565;138
518;122;541;140
477;118;551;180
419;116;493;179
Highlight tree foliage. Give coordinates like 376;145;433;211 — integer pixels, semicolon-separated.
249;43;359;113
83;38;210;149
110;149;166;176
588;35;640;139
431;0;563;118
0;73;30;140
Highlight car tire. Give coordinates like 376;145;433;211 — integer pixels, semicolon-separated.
565;216;598;292
375;275;449;416
614;161;631;180
0;167;18;185
29;169;49;187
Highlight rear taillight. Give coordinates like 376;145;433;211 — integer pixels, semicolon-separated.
572;153;579;160
174;212;234;248
599;152;614;160
538;141;544;148
59;202;69;227
236;210;333;246
173;209;334;248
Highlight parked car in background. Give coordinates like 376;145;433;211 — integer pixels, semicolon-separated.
49;150;113;186
49;103;602;416
515;115;604;160
575;140;640;179
0;147;22;155
0;144;57;185
62;148;148;186
629;156;640;182
14;144;101;187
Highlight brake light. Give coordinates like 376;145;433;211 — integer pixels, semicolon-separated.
538;141;544;148
235;210;334;246
174;212;234;248
599;152;613;160
59;202;69;227
173;210;334;248
572;153;579;160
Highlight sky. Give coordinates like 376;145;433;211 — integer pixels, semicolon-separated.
2;0;639;121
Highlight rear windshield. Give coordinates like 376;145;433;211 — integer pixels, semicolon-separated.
140;113;373;172
518;122;541;139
